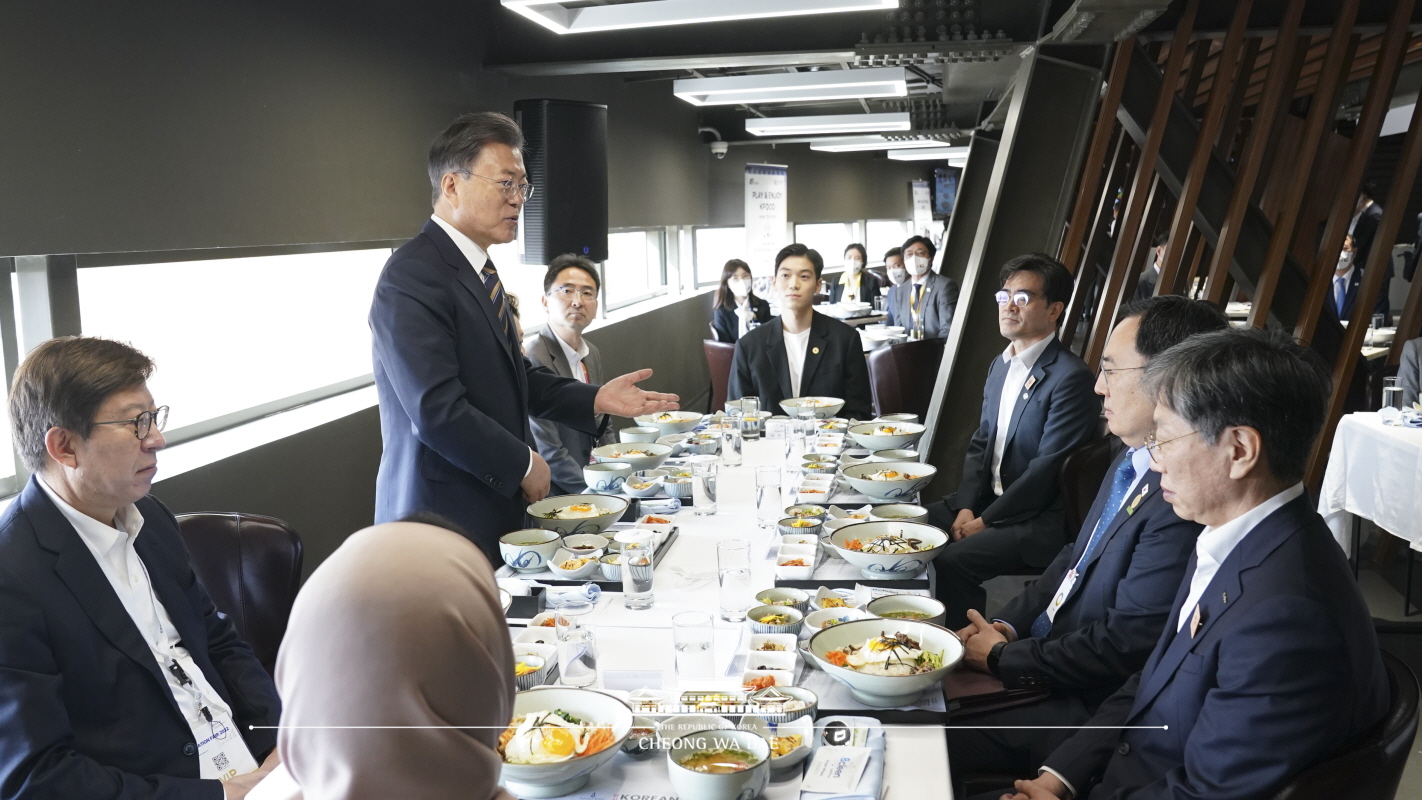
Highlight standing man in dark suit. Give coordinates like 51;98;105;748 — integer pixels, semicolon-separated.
893;235;959;339
944;296;1227;782
370;113;678;562
1330;233;1365;321
1349;182;1392;323
1004;329;1389;800
929;254;1100;629
524;255;612;495
0;337;282;799
729;244;873;420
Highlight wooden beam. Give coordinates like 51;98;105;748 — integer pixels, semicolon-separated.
1295;2;1415;345
1216;37;1262;159
1156;0;1253;299
1063;130;1132;348
1180;40;1213;108
1202;0;1307;304
1084;0;1199;368
1308;38;1422;488
1246;0;1360;328
1060;43;1134;276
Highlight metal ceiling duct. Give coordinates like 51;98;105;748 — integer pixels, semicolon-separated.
1044;0;1173;44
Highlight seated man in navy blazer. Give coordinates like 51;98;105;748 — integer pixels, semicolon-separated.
929;253;1101;629
0;337;282;799
945;296;1228;782
1004;329;1389;800
728;243;873;420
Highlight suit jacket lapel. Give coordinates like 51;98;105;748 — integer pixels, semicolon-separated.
983;356;1008;443
799;315;829;391
1078;474;1159;577
422;220;519;374
538;326;575;380
1004;339;1059;449
765;322;793;400
1061;449;1128;566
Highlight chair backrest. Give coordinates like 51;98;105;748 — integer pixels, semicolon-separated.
1272;650;1419;800
866;337;946;420
1058;433;1118;541
704;339;736;414
176;512;304;677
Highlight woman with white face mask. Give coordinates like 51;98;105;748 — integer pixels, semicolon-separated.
829;243;883;305
892;235;960;340
712;259;772;343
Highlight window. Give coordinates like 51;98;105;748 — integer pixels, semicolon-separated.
866;220;911;263
487;240;547;334
793;223;857;270
694;227;746;286
603;230;666;310
77;249;388;436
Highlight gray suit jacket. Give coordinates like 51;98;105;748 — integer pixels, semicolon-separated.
524;325;611;494
891;271;960;339
1401;336;1422;408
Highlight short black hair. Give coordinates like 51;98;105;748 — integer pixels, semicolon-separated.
1152;230;1170;248
901;235;937;261
1000;253;1073;307
1118;296;1230;359
883;247;903;262
1143;328;1331;483
1360;180;1381;200
427;112;524;203
774;243;824;279
843;243;868;264
397;511;469;539
544;254;601;295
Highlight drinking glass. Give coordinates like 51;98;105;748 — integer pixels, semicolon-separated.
554;598;598;687
1372;313;1386;332
720;421;743;467
717;540;754;622
1383;376;1404;411
692;460;718;515
672;611;716;682
756;466;782;528
621;531;655;610
740;396;762;440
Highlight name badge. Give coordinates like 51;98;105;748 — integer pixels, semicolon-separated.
1045;568;1078;623
197;709;260;782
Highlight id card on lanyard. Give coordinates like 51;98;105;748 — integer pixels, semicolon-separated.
196;705;260;781
1045;569;1078;623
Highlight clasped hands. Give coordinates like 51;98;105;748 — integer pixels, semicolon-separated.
952;507;987;540
956;608;1016;673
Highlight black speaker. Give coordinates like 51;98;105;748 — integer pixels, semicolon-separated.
515;99;608;264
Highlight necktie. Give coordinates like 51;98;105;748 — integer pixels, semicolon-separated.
480;257;515;347
1030;454;1139;638
1335;276;1346;317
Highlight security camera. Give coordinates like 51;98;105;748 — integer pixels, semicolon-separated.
711;141;729;159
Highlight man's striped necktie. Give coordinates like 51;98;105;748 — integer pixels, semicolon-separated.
480;257;514;342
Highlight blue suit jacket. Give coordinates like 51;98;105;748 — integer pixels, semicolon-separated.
994;446;1202;708
371;220;602;557
1330;267;1364;321
0;477;280;800
942;336;1100;561
1045;494;1389;800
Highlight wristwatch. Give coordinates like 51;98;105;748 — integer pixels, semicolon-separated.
987;641;1007;676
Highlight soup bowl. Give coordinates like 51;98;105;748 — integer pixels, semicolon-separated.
667;728;771;800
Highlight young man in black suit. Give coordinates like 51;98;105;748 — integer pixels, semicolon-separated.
928;253;1101;629
0;337;282;799
728;244;873;420
945;296;1228;783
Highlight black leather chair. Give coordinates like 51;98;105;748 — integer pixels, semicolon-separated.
704;339;735;414
176;512;304;677
866;337;946;420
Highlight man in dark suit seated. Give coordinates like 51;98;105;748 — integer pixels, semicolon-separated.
1003;329;1390;800
945;296;1228;782
893;235;960;339
0;337;282;799
728;243;873;420
882;247;907;328
928;253;1100;629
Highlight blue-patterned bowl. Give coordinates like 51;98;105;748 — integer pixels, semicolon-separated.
526;494;629;537
839;461;937;502
583;462;634;493
499;529;563;573
828;521;947;580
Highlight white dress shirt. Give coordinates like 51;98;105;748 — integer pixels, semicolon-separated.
36;478;254;775
735;297;754;339
1176;483;1305;632
554;330;592;383
991;334;1055;495
430;214;536;479
784;327;812;398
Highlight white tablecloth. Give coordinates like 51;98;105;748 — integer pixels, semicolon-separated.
1319;412;1422;556
512;438;952;800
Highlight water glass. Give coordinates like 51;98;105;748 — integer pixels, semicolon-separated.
1383;376;1404;411
720;422;743;467
672;611;716;682
692;461;718;515
740;396;762;440
554;599;598;687
756;466;782;528
1371;313;1386;332
621;531;655;610
717;539;754;622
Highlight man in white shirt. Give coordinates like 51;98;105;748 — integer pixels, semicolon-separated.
525;255;613;494
1007;329;1388;800
0;337;282;799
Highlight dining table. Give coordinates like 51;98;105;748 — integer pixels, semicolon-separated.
500;434;954;800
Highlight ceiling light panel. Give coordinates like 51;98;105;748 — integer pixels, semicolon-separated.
673;67;908;106
809;136;954;153
504;0;900;35
886;147;972;161
745;112;912;136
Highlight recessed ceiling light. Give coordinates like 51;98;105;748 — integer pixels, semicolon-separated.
673;67;909;106
504;0;900;34
886;147;971;161
745;112;913;136
808;136;954;153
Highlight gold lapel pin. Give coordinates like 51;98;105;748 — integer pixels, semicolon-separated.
812;347;820;354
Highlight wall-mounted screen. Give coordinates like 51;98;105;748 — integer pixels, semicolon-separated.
933;166;961;218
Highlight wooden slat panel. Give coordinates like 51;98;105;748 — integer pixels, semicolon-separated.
1060;43;1134;276
1216;37;1262;159
1063;130;1132;348
1180;40;1213;108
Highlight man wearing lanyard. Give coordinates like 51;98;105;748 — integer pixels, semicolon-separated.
525;255;613;494
943;297;1227;784
1004;329;1388;800
0;337;281;799
893;235;958;339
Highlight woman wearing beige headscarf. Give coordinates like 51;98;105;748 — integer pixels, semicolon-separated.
250;520;516;800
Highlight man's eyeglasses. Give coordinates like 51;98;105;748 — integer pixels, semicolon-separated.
550;286;597;302
995;290;1037;308
1143;428;1198;463
457;170;536;202
1098;362;1145;385
95;406;169;440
